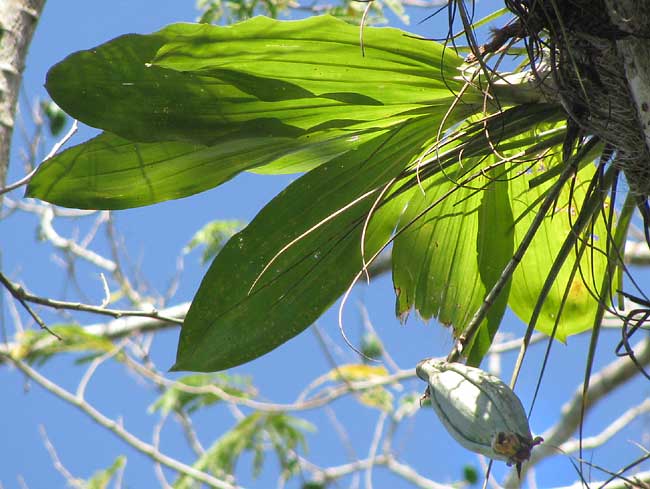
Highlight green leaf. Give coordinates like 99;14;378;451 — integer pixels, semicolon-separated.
152;16;467;108
28;132;280;209
462;464;479;485
508;150;611;340
42;16;470;146
173;413;312;487
392;162;514;365
12;325;116;366
184;220;246;265
41;100;67;136
360;332;383;360
148;373;253;414
27;127;380;209
30;16;477;209
390;104;569;363
174;413;262;488
86;455;126;489
173;118;438;371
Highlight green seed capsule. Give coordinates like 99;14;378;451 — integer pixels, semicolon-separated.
416;359;542;470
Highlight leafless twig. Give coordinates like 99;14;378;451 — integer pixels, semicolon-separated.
505;337;650;486
39;425;84;489
558;398;650;454
0;272;183;324
2;354;239;489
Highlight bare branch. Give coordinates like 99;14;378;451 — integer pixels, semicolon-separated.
505;337;650;485
39;425;85;489
559;398;650;454
625;240;650;265
384;457;453;489
122;350;416;413
365;412;387;489
0;120;78;196
309;453;452;489
152;413;174;489
76;338;127;400
2;354;239;489
40;206;117;271
0;272;61;339
0;272;184;325
552;470;650;489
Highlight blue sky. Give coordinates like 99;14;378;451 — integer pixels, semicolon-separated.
2;1;649;488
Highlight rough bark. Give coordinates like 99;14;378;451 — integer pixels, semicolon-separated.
604;0;650;163
0;0;46;192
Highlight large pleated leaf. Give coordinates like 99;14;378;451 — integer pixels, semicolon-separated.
508;149;611;340
173;118;436;371
43;29;424;145
26;127;382;209
391;105;565;363
391;151;515;366
29;15;476;209
151;16;469;107
390;105;609;350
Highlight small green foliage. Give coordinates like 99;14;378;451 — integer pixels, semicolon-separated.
196;0;291;23
195;0;400;25
302;482;326;489
12;325;116;366
360;333;383;361
86;455;126;489
359;386;394;412
397;392;423;418
173;412;313;487
40;100;67;136
462;464;479;485
327;364;394;411
149;373;253;414
183;220;245;265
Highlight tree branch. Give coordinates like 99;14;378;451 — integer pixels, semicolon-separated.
604;0;650;164
309;453;452;489
558;398;650;454
505;337;650;486
2;353;239;489
552;470;650;489
0;271;184;324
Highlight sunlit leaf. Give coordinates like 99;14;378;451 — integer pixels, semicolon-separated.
390;105;564;364
27;127;380;209
392;166;514;366
324;364;393;411
359;387;394;412
508;149;611;340
12;325;115;366
173;117;441;371
327;364;389;381
173;412;312;487
30;16;477;209
152;16;468;108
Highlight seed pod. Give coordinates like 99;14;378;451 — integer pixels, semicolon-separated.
416;359;542;470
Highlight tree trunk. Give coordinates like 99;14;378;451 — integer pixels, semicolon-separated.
0;0;47;192
604;0;650;162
